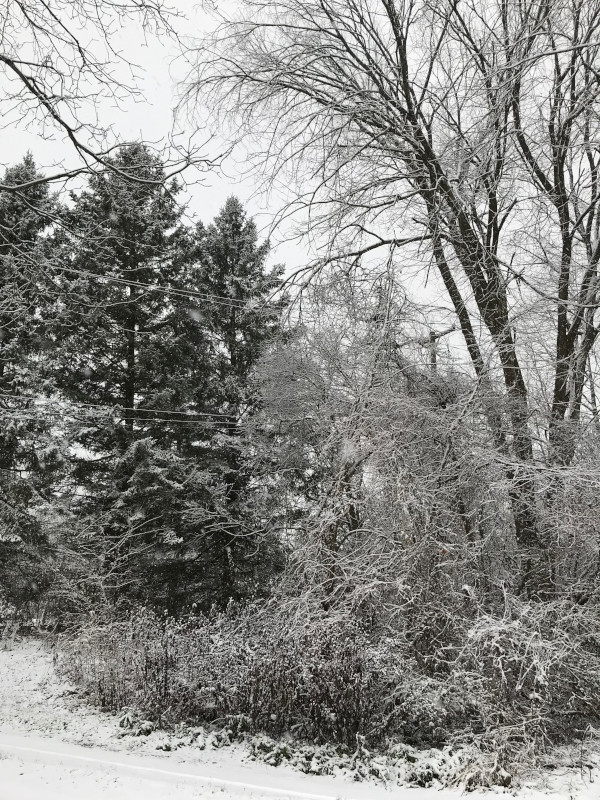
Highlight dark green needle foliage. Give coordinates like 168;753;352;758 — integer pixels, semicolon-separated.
189;197;287;607
49;143;209;607
0;155;64;607
51;150;284;611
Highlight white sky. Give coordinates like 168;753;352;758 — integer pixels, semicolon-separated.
0;0;466;369
0;0;306;273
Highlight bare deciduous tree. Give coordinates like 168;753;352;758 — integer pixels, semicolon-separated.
186;0;600;587
0;0;208;190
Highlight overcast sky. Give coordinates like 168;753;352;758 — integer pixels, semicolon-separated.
0;0;305;272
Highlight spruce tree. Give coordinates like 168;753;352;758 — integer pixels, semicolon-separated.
53;169;286;611
191;197;287;605
0;155;63;606
51;143;213;607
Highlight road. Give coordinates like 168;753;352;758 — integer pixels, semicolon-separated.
0;732;455;800
0;641;595;800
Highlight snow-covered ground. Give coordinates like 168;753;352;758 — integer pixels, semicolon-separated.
0;638;598;800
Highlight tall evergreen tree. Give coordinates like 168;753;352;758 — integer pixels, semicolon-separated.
50;143;213;606
191;197;287;604
0;155;63;606
53;154;285;610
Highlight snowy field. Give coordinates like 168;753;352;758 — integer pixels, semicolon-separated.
0;639;597;800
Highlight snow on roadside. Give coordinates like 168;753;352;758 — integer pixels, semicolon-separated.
0;636;260;762
0;753;213;800
0;637;118;746
0;637;598;800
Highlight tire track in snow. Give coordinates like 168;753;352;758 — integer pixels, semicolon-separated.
0;738;341;800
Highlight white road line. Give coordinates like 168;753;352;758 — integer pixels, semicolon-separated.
0;741;345;800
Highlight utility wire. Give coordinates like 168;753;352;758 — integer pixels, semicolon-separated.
0;411;235;426
0;392;241;419
0;242;278;311
50;264;275;311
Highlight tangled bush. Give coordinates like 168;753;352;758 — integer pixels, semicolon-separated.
57;604;380;746
56;591;600;782
454;598;600;746
0;590;16;625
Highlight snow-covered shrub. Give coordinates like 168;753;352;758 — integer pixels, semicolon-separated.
0;590;16;624
454;598;600;746
241;621;374;745
56;588;600;785
57;607;180;715
57;604;377;746
376;670;481;747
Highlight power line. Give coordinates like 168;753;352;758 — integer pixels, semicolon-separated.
0;243;252;311
0;392;242;419
0;397;250;428
50;264;276;312
0;411;235;427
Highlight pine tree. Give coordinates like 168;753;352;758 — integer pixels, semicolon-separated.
191;197;286;606
50;143;213;607
0;155;64;606
51;171;286;611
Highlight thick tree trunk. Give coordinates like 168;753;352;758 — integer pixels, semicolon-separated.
421;161;543;556
428;207;542;555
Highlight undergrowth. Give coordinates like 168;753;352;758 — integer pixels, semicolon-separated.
55;596;600;787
